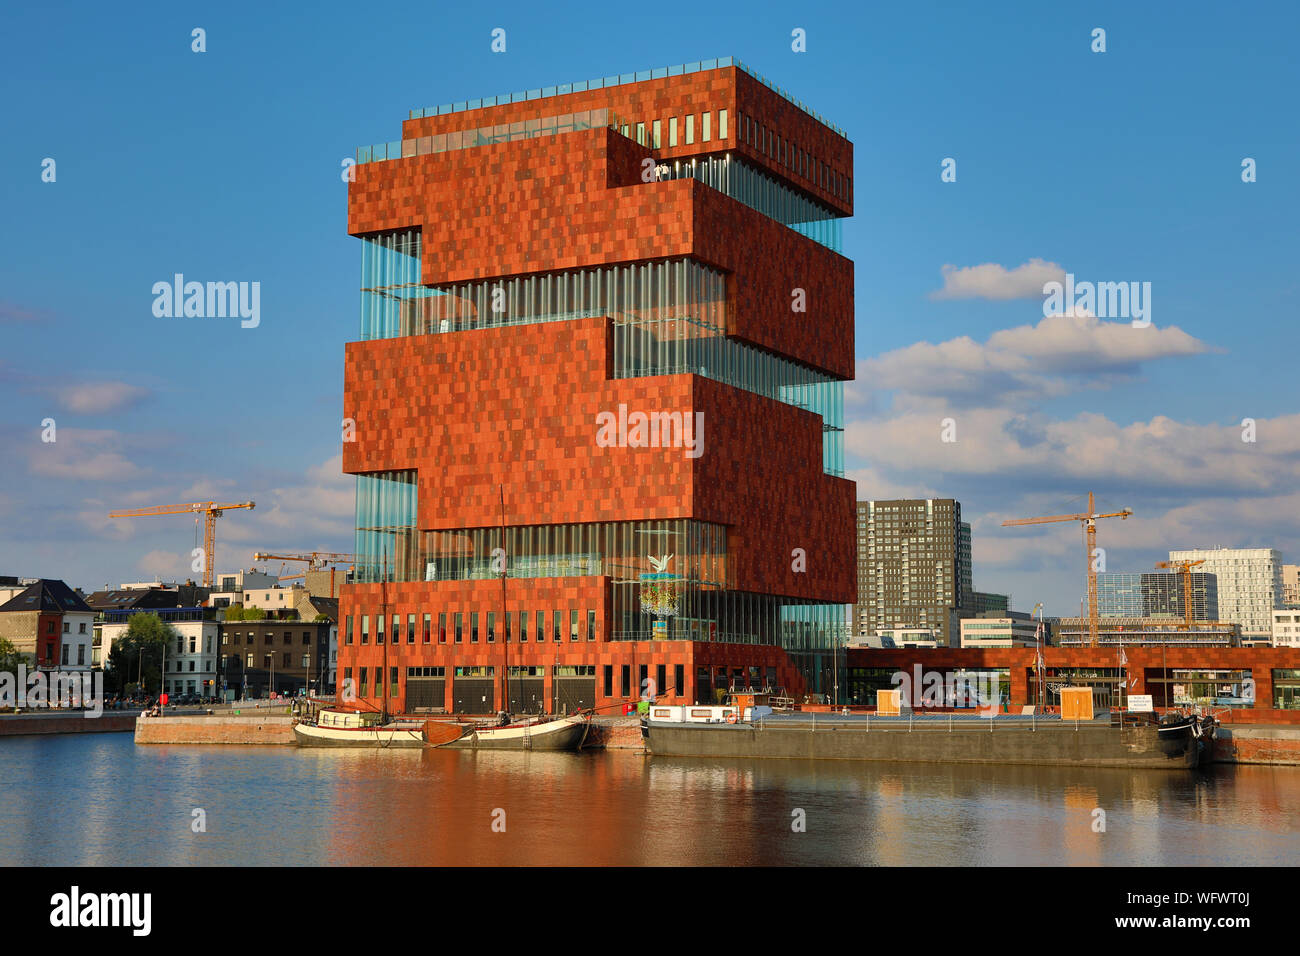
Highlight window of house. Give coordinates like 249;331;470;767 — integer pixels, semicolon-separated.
669;116;678;147
423;613;431;643
621;664;631;697
604;665;613;697
570;609;579;641
651;119;660;149
587;610;596;641
685;114;694;145
718;109;727;140
675;665;684;698
487;612;496;643
702;112;711;142
471;612;479;643
520;611;529;643
553;610;562;642
439;612;447;644
455;612;463;643
346;616;354;645
407;613;415;644
376;614;385;644
361;616;369;644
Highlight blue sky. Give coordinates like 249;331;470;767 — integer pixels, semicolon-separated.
1;0;1297;615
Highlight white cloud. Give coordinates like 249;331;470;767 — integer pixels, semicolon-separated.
56;382;150;414
28;429;143;481
859;312;1213;407
930;258;1066;300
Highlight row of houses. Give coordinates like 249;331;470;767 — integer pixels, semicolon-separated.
0;573;339;699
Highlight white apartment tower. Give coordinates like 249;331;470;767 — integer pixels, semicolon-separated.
1168;548;1282;644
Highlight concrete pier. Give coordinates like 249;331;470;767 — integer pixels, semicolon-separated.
134;714;296;745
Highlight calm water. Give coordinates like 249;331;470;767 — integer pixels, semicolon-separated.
3;733;1298;866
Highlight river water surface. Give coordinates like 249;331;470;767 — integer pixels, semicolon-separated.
2;733;1297;866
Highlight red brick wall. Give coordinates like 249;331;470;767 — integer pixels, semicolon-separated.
348;127;853;377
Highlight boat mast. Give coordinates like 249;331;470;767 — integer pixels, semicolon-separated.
499;484;509;717
381;552;389;723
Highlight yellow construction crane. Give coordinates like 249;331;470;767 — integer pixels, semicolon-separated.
109;501;255;588
1154;558;1206;629
1002;492;1133;647
252;551;355;582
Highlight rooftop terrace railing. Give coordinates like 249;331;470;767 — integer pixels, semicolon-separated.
408;56;847;138
357;107;622;166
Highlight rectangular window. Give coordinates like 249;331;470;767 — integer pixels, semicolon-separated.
248;654;254;668
621;664;631;697
439;612;447;644
639;664;648;697
669;116;678;147
78;645;86;665
570;609;579;641
504;612;512;643
407;613;415;644
359;668;369;697
651;119;661;149
471;612;479;643
422;613;431;643
487;612;496;644
346;616;354;644
604;664;613;697
391;616;400;644
685;114;694;145
390;666;399;698
587;610;596;641
455;612;463;644
63;622;70;633
222;632;229;646
520;610;529;643
719;109;727;140
376;614;385;644
283;653;291;668
657;664;667;699
702;111;711;142
553;610;562;643
62;644;69;664
635;121;645;145
675;664;684;698
536;611;545;643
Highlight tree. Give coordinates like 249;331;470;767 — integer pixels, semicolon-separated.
0;637;25;681
106;613;177;696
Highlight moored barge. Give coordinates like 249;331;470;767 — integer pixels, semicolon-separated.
644;701;1214;770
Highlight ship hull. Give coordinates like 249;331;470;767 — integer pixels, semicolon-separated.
292;721;427;748
443;715;590;751
645;715;1201;770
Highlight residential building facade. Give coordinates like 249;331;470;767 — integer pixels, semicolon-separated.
0;579;94;670
219;619;334;698
855;499;965;645
1168;548;1282;643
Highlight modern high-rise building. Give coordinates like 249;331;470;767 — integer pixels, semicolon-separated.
854;499;965;645
1096;571;1219;621
1168;548;1282;643
339;57;856;714
1282;564;1300;607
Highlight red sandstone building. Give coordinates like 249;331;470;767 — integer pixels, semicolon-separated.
339;58;856;715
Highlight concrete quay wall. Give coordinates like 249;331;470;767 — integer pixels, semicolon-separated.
1211;725;1300;765
0;713;137;736
134;715;296;745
